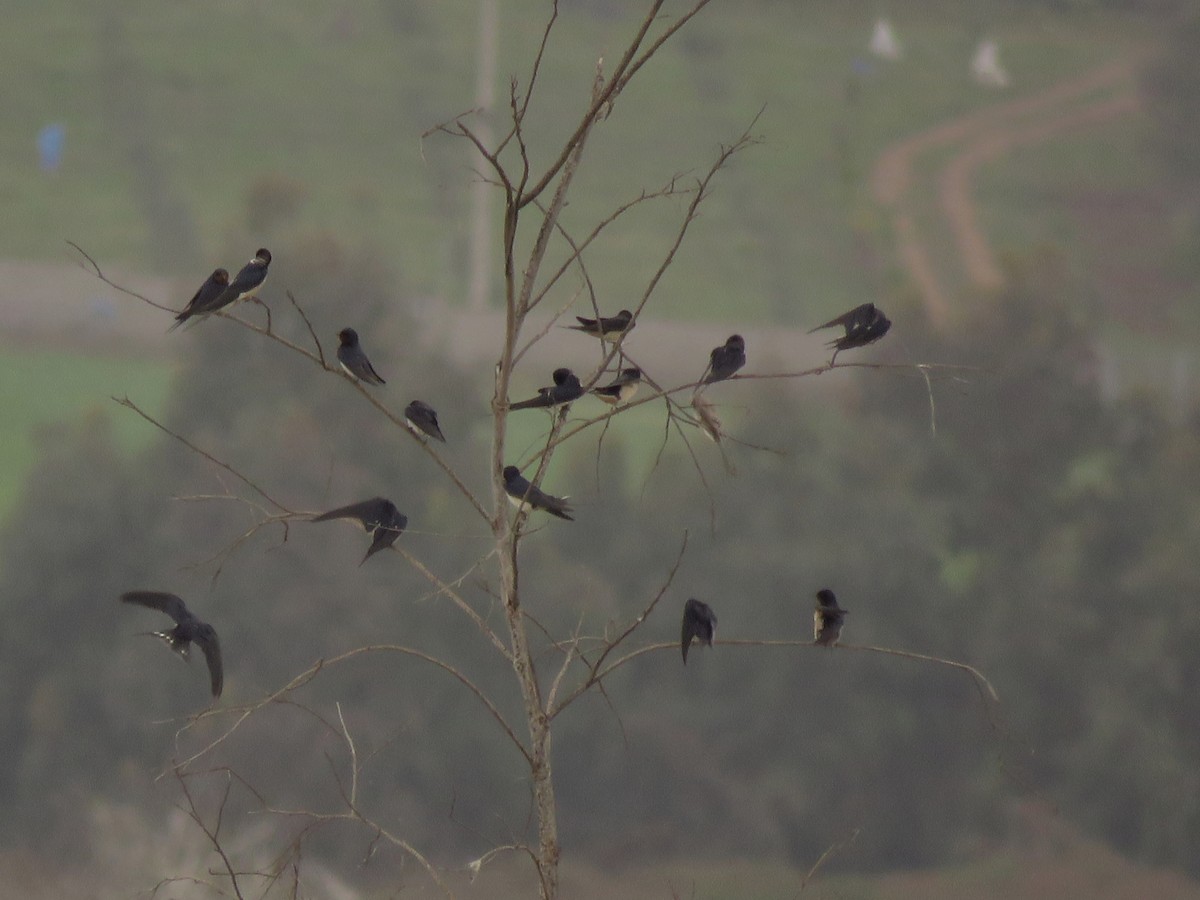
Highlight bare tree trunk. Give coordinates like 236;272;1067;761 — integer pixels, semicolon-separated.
467;0;498;311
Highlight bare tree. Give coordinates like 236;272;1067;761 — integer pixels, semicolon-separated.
73;2;993;897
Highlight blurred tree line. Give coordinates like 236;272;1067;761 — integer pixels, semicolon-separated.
1;226;1200;879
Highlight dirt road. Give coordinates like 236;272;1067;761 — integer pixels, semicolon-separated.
870;58;1141;328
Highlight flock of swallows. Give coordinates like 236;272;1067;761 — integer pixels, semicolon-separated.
122;248;890;697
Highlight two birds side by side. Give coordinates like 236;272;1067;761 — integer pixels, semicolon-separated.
172;248;272;330
336;328;447;443
679;589;849;664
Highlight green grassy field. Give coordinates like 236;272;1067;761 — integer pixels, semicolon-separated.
1;0;1147;328
0;349;172;514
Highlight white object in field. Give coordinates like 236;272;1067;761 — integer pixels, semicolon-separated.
869;18;902;60
972;38;1011;88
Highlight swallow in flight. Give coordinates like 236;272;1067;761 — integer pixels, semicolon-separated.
121;591;223;698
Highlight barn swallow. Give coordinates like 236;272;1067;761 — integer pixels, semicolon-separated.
337;328;386;385
502;466;573;520
681;598;717;664
169;268;230;331
567;309;634;341
813;588;848;647
701;334;746;385
197;248;272;316
312;496;407;564
405;400;446;442
591;367;642;405
509;367;583;410
809;302;891;363
120;591;223;698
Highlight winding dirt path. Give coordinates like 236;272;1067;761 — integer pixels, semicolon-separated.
871;58;1141;327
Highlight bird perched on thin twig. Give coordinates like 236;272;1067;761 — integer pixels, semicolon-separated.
681;597;717;664
336;328;386;385
503;466;574;520
813;588;848;647
405;400;446;442
567;309;634;341
173;249;272;328
121;591;223;698
700;334;746;386
312;497;407;564
591;367;641;406
509;368;584;410
170;268;229;331
809;302;891;364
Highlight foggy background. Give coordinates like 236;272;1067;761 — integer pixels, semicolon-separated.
3;0;1200;896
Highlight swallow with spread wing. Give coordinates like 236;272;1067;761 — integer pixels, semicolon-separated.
121;591;223;698
809;302;890;363
312;496;407;564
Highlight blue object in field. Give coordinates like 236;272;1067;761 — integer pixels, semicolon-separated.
38;123;65;172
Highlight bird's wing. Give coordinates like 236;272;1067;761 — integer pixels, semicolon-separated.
196;629;223;698
312;497;393;527
121;591;190;624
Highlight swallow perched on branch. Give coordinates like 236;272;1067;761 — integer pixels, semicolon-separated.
170;268;229;330
591;367;642;405
681;598;717;664
509;368;583;411
503;466;574;520
312;496;408;564
700;334;746;385
404;400;446;442
121;591;223;698
336;328;386;385
809;302;890;363
813;588;848;647
191;248;272;321
568;309;634;341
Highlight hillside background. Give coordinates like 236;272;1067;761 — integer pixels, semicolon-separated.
3;0;1200;897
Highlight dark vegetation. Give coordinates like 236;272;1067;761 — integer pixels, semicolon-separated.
3;0;1200;895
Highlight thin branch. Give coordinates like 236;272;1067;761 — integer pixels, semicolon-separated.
67;240;176;313
115;396;295;515
174;769;247;900
582;639;1000;706
550;532;689;718
284;289;325;366
393;544;512;661
172;645;532;772
797;827;861;894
